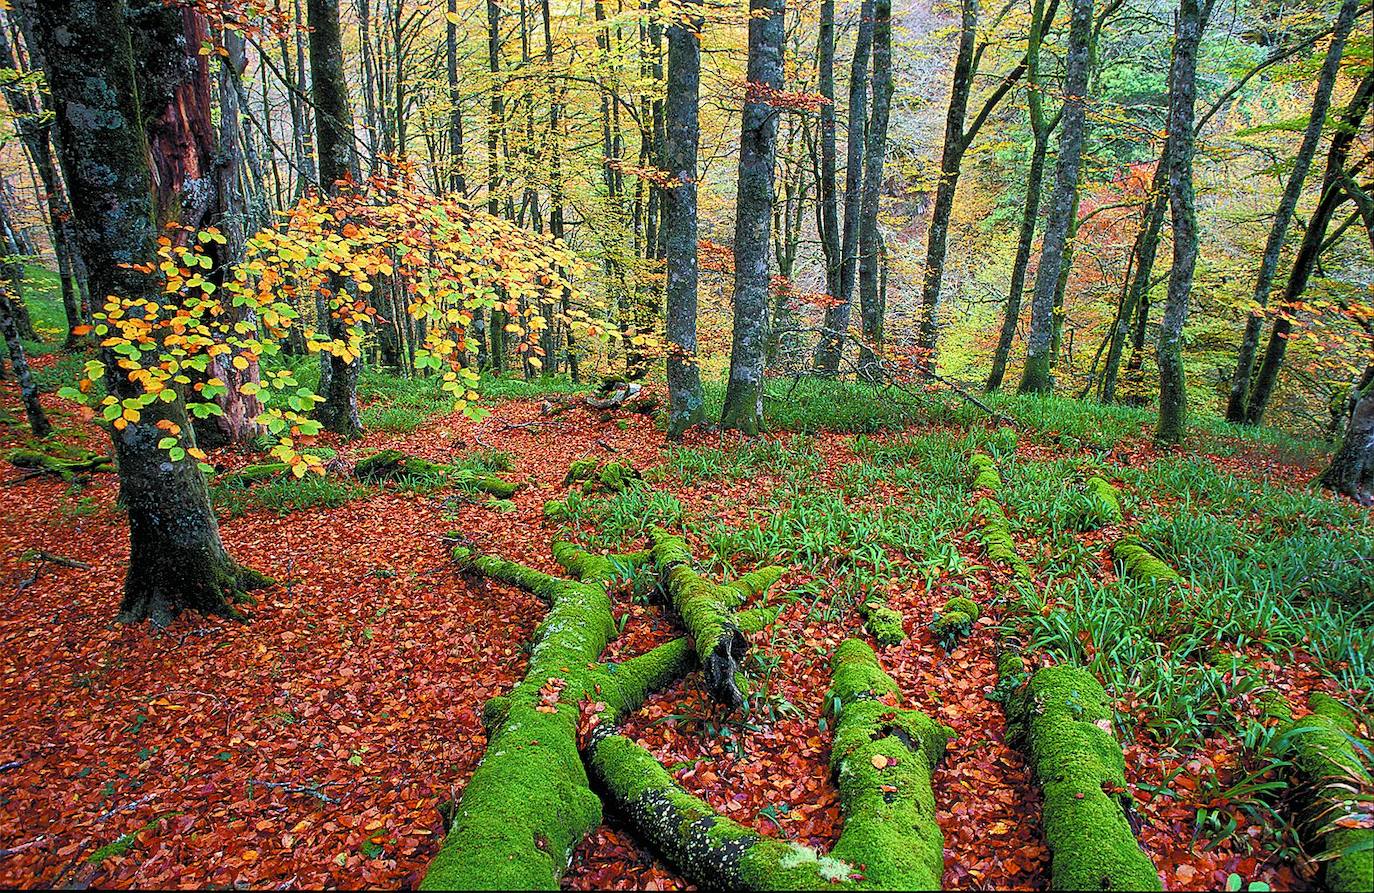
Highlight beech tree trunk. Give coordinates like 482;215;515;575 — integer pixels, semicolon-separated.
814;0;841;359
1155;0;1206;444
1319;373;1374;504
856;0;893;379
1226;0;1360;423
721;0;784;435
1018;0;1093;394
447;0;467;194
307;0;363;438
987;0;1061;391
663;0;706;439
33;0;266;626
1101;179;1165;403
813;0;873;373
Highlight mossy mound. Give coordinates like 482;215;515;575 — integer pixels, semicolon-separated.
859;594;906;647
354;449;522;498
1005;665;1161;891
931;597;980;648
1112;539;1181;585
972;498;1031;577
563;457;642;494
1276;694;1373;893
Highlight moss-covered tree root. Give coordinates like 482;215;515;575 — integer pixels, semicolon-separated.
649;526;784;708
564;456;642;494
1005;665;1161;891
588;639;950;890
353;448;521;497
1111;538;1181;585
1275;693;1373;892
972;497;1031;577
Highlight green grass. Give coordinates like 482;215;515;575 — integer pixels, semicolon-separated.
16;264;71;356
211;471;372;519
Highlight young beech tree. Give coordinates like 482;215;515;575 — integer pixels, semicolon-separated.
855;0;893;379
1154;0;1209;445
1018;0;1093;395
32;0;269;625
663;0;706;439
721;0;785;435
307;0;364;439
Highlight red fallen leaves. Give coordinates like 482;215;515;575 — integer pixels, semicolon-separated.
0;381;1348;891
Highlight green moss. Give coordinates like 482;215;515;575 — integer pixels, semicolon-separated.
1083;476;1123;526
1111;539;1181;585
972;498;1031;577
862;600;906;647
1005;665;1160;891
563;457;599;485
969;452;1002;491
355;449;522;497
1277;695;1373;893
588;460;641;493
944;596;980;622
931;611;972;645
543;499;568;522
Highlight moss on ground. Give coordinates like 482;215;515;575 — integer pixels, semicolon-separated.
972;498;1031;577
969;453;1002;491
1081;476;1124;527
1005;665;1161;891
354;449;521;497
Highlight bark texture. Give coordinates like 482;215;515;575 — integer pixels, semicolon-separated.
856;0;894;378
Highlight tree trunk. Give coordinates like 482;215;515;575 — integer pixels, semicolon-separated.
1018;0;1093;395
856;0;893;379
814;0;841;364
1155;0;1205;445
813;0;873;373
1319;373;1374;504
1225;0;1360;423
1243;68;1374;425
663;0;706;439
306;0;363;438
447;0;467;194
987;0;1061;391
32;0;266;626
1101;180;1165;403
721;0;785;435
0;271;51;438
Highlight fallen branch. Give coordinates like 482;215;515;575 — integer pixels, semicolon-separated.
16;550;92;594
353;449;522;498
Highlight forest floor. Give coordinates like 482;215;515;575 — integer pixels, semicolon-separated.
1;288;1371;890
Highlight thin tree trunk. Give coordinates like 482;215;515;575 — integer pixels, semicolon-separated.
1319;371;1374;504
721;0;785;435
813;0;873;373
1018;0;1093;394
447;0;466;194
815;0;840;346
1244;69;1374;424
1226;0;1362;422
0;227;50;437
1154;0;1207;444
307;0;363;438
856;0;893;379
664;0;705;439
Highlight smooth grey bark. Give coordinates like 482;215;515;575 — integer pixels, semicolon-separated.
815;0;840;349
987;0;1062;391
306;0;363;438
813;0;873;373
33;0;266;625
0;211;50;437
447;0;467;194
664;0;705;439
856;0;893;379
1244;69;1374;425
1226;0;1361;422
1018;0;1093;394
1155;0;1206;444
721;0;785;435
1319;371;1374;504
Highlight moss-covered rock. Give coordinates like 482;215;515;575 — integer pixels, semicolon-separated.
969;453;1002;491
1005;665;1161;891
1111;539;1181;585
972;498;1031;577
1276;694;1373;893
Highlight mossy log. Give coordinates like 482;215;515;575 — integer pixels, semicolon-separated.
650;526;784;709
1080;476;1123;527
1276;694;1373;893
587;639;950;890
421;540;788;890
1005;665;1161;891
972;497;1031;577
969;453;1002;491
9;448;113;479
564;457;641;494
1111;539;1180;585
217;462;289;487
859;594;906;646
353;449;522;497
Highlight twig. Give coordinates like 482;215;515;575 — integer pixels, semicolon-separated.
247;779;340;804
0;757;30;772
95;793;155;823
0;836;46;859
15;551;93;595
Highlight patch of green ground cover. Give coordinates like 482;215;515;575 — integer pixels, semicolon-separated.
661;434;822;486
700;377;977;434
211;469;371;518
16;263;70;355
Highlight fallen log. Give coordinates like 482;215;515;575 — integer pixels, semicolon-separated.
971;497;1031;578
8;448;113;480
649;526;784;708
1005;665;1161;891
353;449;522;498
1275;694;1373;893
1112;538;1181;585
587;639;951;890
